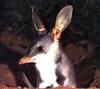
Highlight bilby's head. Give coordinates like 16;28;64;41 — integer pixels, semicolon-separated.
19;5;73;65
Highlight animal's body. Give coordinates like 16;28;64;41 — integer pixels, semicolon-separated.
19;5;77;88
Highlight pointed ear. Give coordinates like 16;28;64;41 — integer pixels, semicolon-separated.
32;7;46;35
52;5;73;40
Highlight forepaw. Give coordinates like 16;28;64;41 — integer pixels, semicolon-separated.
39;82;52;88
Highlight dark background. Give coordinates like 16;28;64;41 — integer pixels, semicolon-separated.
0;0;100;88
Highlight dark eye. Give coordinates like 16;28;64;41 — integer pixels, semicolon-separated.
37;46;43;52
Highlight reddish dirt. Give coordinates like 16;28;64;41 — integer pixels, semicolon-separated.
0;86;98;89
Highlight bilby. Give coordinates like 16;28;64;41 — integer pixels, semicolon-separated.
19;5;77;88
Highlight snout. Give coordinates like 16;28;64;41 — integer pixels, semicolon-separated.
19;55;33;65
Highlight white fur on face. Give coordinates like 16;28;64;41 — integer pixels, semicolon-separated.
29;40;60;88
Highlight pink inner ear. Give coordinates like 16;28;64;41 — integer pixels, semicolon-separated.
39;28;46;32
38;28;47;35
52;27;61;40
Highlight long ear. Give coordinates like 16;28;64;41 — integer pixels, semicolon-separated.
32;7;46;35
52;5;73;40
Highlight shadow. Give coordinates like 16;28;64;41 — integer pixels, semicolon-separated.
0;43;23;86
0;43;39;87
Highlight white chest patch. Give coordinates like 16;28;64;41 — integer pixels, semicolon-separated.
31;41;60;88
36;54;57;87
